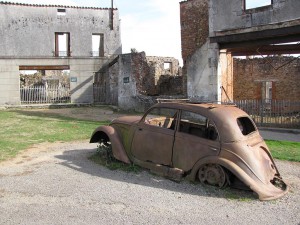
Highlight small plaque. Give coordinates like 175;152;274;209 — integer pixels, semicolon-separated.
70;77;77;82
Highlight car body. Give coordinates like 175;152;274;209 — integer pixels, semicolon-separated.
90;102;288;200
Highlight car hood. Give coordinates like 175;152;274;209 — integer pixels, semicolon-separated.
111;116;142;126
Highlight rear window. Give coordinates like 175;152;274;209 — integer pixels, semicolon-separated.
237;117;256;135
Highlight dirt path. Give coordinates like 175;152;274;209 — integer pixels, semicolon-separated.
0;140;299;225
22;106;134;121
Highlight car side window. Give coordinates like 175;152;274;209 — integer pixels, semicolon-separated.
144;108;178;130
179;111;218;141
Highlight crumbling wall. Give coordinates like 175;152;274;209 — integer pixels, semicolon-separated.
131;52;154;95
233;56;300;101
180;0;218;101
146;56;180;82
117;52;183;110
180;0;209;63
157;75;183;95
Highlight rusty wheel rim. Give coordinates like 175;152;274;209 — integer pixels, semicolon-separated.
198;164;227;188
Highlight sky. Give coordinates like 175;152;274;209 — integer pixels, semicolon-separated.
6;0;269;66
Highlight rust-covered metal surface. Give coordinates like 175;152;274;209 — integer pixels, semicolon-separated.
90;102;288;200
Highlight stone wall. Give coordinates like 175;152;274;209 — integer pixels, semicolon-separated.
117;52;183;110
210;0;300;37
233;56;300;101
146;56;180;84
180;0;209;63
132;52;154;95
0;2;121;57
157;75;183;95
0;2;122;105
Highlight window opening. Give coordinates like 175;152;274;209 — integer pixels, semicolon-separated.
123;77;130;84
92;34;104;57
55;32;70;57
57;8;66;16
265;81;272;102
20;69;70;104
164;62;171;70
262;81;273;103
245;0;272;10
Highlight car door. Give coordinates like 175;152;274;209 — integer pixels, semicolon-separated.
131;107;178;166
172;110;221;171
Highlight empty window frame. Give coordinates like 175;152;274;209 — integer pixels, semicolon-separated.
164;62;172;70
244;0;272;10
55;32;70;57
92;34;104;57
57;8;66;16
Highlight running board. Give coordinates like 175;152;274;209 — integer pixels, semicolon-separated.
132;158;184;182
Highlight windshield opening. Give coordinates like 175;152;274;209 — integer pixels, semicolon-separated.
237;117;256;135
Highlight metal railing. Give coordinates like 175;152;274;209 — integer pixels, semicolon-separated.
20;86;70;104
226;99;300;128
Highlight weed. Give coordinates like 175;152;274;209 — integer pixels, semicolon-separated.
89;144;141;173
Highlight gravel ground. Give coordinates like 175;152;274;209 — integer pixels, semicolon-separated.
0;141;299;225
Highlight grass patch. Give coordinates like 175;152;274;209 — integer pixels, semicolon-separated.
265;140;300;162
0;110;108;161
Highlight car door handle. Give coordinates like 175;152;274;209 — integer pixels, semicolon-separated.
209;147;218;151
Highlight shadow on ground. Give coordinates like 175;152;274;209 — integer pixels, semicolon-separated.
55;147;256;201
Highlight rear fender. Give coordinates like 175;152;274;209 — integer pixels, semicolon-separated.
187;156;288;200
90;126;131;164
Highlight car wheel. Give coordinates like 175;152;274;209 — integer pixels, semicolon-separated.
198;164;228;188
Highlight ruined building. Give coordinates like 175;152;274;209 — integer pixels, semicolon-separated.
0;1;182;108
0;1;121;105
94;52;182;111
180;0;300;102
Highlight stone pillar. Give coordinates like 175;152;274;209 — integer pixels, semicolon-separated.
187;41;220;102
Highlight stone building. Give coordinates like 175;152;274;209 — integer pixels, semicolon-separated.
180;0;300;102
0;1;121;105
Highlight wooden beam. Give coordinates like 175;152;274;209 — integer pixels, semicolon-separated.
228;44;300;56
19;65;70;70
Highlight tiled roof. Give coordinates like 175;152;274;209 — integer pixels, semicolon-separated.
0;1;117;10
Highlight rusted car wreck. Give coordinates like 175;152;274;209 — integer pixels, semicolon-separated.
90;102;288;200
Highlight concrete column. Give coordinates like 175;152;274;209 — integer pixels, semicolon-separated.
0;59;20;105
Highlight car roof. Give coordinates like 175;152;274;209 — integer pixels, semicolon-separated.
151;102;258;142
154;102;237;112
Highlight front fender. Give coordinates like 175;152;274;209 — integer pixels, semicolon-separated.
90;126;131;164
187;156;288;201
